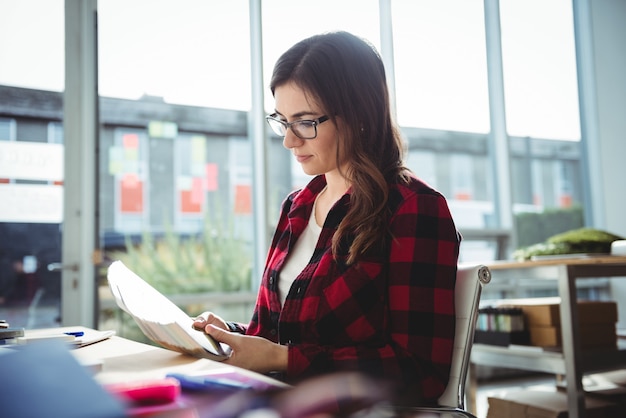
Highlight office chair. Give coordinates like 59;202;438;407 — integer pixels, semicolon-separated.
400;263;491;418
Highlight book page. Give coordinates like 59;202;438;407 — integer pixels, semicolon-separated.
107;261;231;361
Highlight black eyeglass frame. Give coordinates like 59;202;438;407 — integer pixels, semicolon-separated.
265;115;330;140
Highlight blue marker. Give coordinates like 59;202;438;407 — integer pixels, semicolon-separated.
166;373;252;392
64;331;85;337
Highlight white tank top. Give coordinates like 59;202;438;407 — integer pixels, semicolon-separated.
278;196;323;307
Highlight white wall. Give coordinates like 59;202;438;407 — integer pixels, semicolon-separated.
590;0;626;237
583;0;626;327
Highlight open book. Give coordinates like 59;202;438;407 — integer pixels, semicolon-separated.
107;260;231;361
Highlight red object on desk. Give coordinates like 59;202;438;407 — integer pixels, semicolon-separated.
104;377;181;406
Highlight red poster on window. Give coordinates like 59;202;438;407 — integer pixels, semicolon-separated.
180;190;202;213
234;184;252;214
180;177;203;214
120;174;143;213
205;163;218;191
123;133;139;149
560;194;572;208
454;191;472;201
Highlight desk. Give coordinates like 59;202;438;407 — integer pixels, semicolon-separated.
470;256;626;418
24;327;473;417
24;326;285;388
23;326;288;417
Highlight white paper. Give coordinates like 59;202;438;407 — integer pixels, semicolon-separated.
106;261;231;361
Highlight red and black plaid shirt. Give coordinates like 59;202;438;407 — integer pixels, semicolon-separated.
245;174;460;402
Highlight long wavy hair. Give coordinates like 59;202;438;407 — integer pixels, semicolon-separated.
270;31;409;265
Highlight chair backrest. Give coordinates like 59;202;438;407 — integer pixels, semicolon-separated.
437;263;491;410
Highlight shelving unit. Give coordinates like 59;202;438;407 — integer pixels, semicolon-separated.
468;256;626;418
472;340;626;376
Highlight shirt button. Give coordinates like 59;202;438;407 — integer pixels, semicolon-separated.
269;276;274;285
270;329;277;335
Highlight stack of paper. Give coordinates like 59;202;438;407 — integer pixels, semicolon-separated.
107;261;231;361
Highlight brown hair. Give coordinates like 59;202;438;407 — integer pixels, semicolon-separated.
270;31;408;264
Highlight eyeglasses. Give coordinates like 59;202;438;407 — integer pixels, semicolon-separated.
265;115;329;140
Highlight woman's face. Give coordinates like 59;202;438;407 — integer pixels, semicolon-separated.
273;81;343;177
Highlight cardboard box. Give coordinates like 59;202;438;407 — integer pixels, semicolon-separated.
528;323;617;348
497;299;619;349
511;299;618;327
486;389;618;418
487;394;527;418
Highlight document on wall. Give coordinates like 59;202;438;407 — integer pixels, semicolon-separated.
106;261;231;361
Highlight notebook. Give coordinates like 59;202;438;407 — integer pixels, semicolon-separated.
106;260;231;361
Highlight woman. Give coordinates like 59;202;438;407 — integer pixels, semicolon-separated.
194;31;460;404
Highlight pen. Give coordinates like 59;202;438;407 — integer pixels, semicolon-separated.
64;331;85;337
166;373;252;392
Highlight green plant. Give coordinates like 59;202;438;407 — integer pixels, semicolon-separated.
104;210;253;345
512;227;624;261
108;214;252;295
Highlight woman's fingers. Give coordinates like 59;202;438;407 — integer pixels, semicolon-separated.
192;312;210;330
192;312;228;331
205;324;235;345
204;326;288;374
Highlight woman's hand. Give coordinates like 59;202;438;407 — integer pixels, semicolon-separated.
204;324;288;374
192;311;228;332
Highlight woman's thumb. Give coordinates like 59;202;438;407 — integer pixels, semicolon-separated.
206;324;233;345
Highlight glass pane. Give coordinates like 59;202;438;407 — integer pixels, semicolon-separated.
391;0;489;133
0;1;64;91
97;1;255;340
500;0;580;140
98;0;250;110
261;0;381;95
501;1;583;264
0;0;64;329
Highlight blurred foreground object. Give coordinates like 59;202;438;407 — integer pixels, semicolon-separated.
209;372;394;418
0;340;126;418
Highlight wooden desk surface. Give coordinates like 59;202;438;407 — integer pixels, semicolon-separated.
486;255;626;270
26;326;287;388
23;327;467;417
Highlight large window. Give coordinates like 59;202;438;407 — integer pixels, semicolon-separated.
97;2;256;334
0;1;64;329
0;0;588;332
